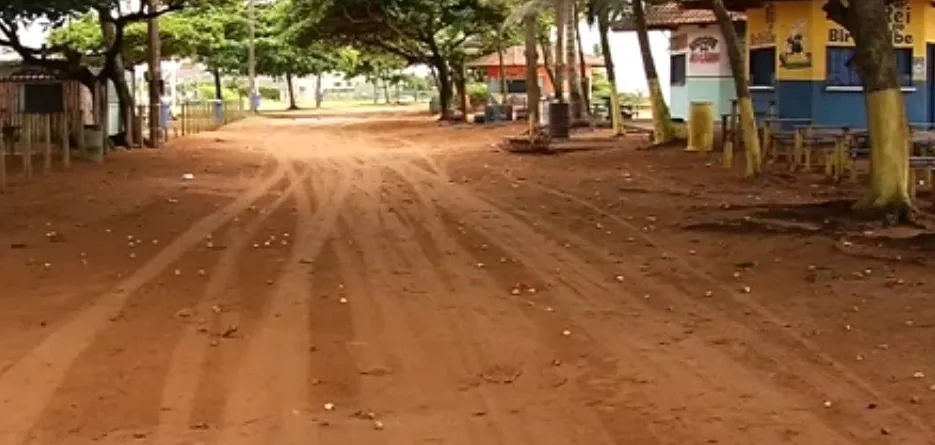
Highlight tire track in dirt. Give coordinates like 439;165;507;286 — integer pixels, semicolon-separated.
383;135;923;441
0;163;287;445
378;165;626;445
491;170;935;442
213;159;353;445
393;162;868;444
384;133;931;440
304;163;399;445
329;166;504;444
151;169;309;444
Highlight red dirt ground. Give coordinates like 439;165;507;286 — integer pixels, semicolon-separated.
1;109;934;445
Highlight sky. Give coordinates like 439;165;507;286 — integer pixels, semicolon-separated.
11;21;671;98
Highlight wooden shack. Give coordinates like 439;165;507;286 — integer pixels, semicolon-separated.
0;64;86;190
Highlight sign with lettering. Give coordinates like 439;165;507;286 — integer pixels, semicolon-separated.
828;0;913;46
689;36;720;64
749;2;777;48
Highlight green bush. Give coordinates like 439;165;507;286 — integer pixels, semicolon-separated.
193;83;243;101
466;82;489;106
259;85;281;101
591;72;612;99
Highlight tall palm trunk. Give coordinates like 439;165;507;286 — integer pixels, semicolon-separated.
632;0;675;143
711;0;762;178
566;0;583;121
497;35;508;103
538;37;556;88
524;14;541;134
597;9;623;135
824;0;910;217
575;2;591;120
553;0;566;101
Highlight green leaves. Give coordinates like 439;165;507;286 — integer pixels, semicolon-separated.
293;0;510;64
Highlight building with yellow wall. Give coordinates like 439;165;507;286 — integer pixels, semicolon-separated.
741;0;933;126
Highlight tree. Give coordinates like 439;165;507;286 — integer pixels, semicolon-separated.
255;0;347;109
585;0;624;135
506;1;542;133
823;0;910;219
632;0;675;143
710;0;761;178
565;0;584;122
294;0;510;121
346;50;406;100
2;0;216;145
524;14;542;132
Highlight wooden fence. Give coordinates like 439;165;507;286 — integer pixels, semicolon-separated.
0;79;88;193
173;99;247;138
1;91;248;193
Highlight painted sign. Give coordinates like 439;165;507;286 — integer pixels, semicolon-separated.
689;36;720;64
779;19;812;69
828;0;913;46
749;2;777;48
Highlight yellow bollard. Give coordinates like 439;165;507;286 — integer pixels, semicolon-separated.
686;101;713;153
792;127;803;172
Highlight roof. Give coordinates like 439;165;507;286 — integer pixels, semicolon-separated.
612;1;746;31
466;45;605;68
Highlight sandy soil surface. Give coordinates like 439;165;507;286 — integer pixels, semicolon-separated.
1;109;934;445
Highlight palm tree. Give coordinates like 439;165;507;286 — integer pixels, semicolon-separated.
553;0;567;104
507;1;547;134
566;0;585;122
585;0;624;135
574;2;592;119
509;0;572;137
710;0;762;177
524;14;542;132
632;0;676;143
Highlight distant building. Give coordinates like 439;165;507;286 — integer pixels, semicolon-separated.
612;2;745;120
465;45;605;102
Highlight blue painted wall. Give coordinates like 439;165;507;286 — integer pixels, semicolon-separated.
753;82;929;128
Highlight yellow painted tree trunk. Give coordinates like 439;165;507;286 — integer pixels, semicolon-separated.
711;0;762;177
632;0;675;144
597;9;622;136
824;0;910;218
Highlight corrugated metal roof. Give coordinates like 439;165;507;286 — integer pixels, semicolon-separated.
612;1;745;31
467;45;605;68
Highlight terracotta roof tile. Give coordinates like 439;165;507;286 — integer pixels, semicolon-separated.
612;1;745;31
467;45;605;68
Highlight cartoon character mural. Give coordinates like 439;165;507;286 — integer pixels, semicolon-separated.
779;19;812;69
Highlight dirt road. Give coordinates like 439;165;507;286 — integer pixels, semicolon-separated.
1;111;934;445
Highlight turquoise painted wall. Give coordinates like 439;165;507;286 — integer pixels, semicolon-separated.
670;84;688;120
685;77;736;119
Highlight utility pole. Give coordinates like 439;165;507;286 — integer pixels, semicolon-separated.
147;0;161;147
248;0;257;113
